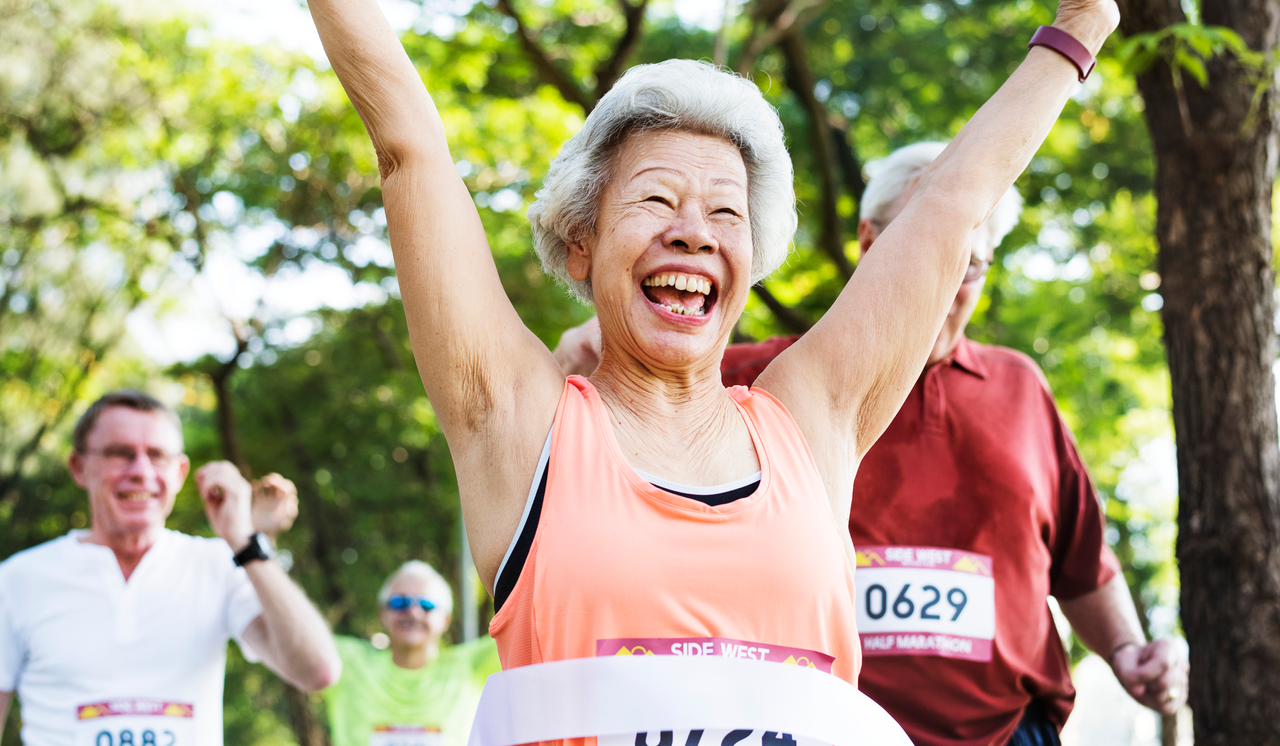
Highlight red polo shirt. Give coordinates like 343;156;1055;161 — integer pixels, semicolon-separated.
721;335;1119;746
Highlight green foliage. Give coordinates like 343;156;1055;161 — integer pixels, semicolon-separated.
1116;23;1260;85
1116;22;1274;133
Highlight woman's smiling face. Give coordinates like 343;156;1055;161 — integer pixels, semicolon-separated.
566;129;753;373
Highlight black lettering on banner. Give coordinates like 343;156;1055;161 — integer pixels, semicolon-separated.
162;731;176;746
97;733;112;746
721;730;753;746
142;731;157;746
762;733;798;746
920;586;941;620
865;584;887;620
892;585;915;619
684;731;705;746
120;731;136;746
947;588;968;621
636;733;673;746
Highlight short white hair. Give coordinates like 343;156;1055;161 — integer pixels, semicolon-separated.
860;141;1023;250
527;59;797;304
378;560;453;614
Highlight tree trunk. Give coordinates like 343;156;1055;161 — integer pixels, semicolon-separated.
1118;0;1280;741
209;366;330;746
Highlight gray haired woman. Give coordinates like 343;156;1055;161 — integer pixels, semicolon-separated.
306;0;1117;737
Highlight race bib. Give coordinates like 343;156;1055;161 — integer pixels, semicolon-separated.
854;545;995;662
596;637;835;746
370;725;443;746
75;700;195;746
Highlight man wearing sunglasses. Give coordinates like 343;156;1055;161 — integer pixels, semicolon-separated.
552;142;1187;746
322;560;499;746
0;390;341;745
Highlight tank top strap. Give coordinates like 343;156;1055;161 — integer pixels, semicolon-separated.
727;385;828;507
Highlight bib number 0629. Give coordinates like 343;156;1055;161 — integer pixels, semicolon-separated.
863;584;967;622
94;730;176;746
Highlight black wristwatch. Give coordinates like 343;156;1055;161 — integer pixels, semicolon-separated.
233;533;276;567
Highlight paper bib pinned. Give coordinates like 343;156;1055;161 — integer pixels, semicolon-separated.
467;656;911;746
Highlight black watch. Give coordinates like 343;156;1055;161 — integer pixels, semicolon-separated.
234;533;276;567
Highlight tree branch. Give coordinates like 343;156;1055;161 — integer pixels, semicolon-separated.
735;0;831;75
210;319;251;475
829;121;866;206
495;0;595;112
779;30;855;280
594;0;650;100
752;283;813;334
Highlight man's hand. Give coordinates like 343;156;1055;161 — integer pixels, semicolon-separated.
1110;639;1189;715
553;317;602;377
252;473;299;540
196;461;255;553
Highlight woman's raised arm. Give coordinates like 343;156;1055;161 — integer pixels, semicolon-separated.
757;0;1119;517
307;0;565;588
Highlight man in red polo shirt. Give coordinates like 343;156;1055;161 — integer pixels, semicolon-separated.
553;142;1188;746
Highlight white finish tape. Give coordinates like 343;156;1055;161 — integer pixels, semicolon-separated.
468;655;911;746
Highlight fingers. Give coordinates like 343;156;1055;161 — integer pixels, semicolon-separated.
196;461;244;501
1113;639;1189;715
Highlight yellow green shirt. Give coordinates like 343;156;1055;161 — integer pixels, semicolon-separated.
323;635;500;746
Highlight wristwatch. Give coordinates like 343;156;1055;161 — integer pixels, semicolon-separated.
234;533;276;567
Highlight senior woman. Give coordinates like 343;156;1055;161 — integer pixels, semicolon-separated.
306;0;1117;736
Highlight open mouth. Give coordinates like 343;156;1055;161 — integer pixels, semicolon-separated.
117;491;155;503
641;272;716;317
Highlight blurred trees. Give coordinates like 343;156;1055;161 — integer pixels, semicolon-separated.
0;0;1202;741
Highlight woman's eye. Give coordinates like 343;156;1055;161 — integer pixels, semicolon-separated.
645;196;671;206
714;207;740;216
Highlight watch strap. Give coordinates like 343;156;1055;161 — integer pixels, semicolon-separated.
1028;25;1096;82
233;533;274;567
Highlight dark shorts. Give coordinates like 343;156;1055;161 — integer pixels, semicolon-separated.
1005;700;1061;746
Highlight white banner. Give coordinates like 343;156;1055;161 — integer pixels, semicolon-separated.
467;655;910;746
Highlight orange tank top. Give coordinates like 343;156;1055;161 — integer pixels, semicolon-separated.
489;376;862;694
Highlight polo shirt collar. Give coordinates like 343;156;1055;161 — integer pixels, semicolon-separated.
947;335;988;380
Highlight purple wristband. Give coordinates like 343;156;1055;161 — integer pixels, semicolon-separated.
1028;25;1096;82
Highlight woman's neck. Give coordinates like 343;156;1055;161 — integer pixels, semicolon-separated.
591;352;759;486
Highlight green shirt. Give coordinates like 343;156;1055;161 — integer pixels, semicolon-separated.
324;635;501;746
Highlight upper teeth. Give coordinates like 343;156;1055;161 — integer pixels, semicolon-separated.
122;493;151;501
642;273;711;295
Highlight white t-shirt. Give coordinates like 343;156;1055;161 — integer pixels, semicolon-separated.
0;529;264;746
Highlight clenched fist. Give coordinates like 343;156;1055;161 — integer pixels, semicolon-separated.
196;461;255;553
252;473;299;540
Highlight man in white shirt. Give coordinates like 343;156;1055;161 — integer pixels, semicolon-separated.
0;390;342;745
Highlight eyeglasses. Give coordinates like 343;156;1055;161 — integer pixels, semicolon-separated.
963;257;991;284
385;595;438;612
82;445;181;470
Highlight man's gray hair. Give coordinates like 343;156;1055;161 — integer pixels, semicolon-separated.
527;58;797;304
378;560;453;614
860;141;1023;249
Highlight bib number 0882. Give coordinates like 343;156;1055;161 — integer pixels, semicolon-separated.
94;730;176;746
863;584;967;622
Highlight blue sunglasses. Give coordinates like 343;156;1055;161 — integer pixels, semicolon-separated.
386;594;438;612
